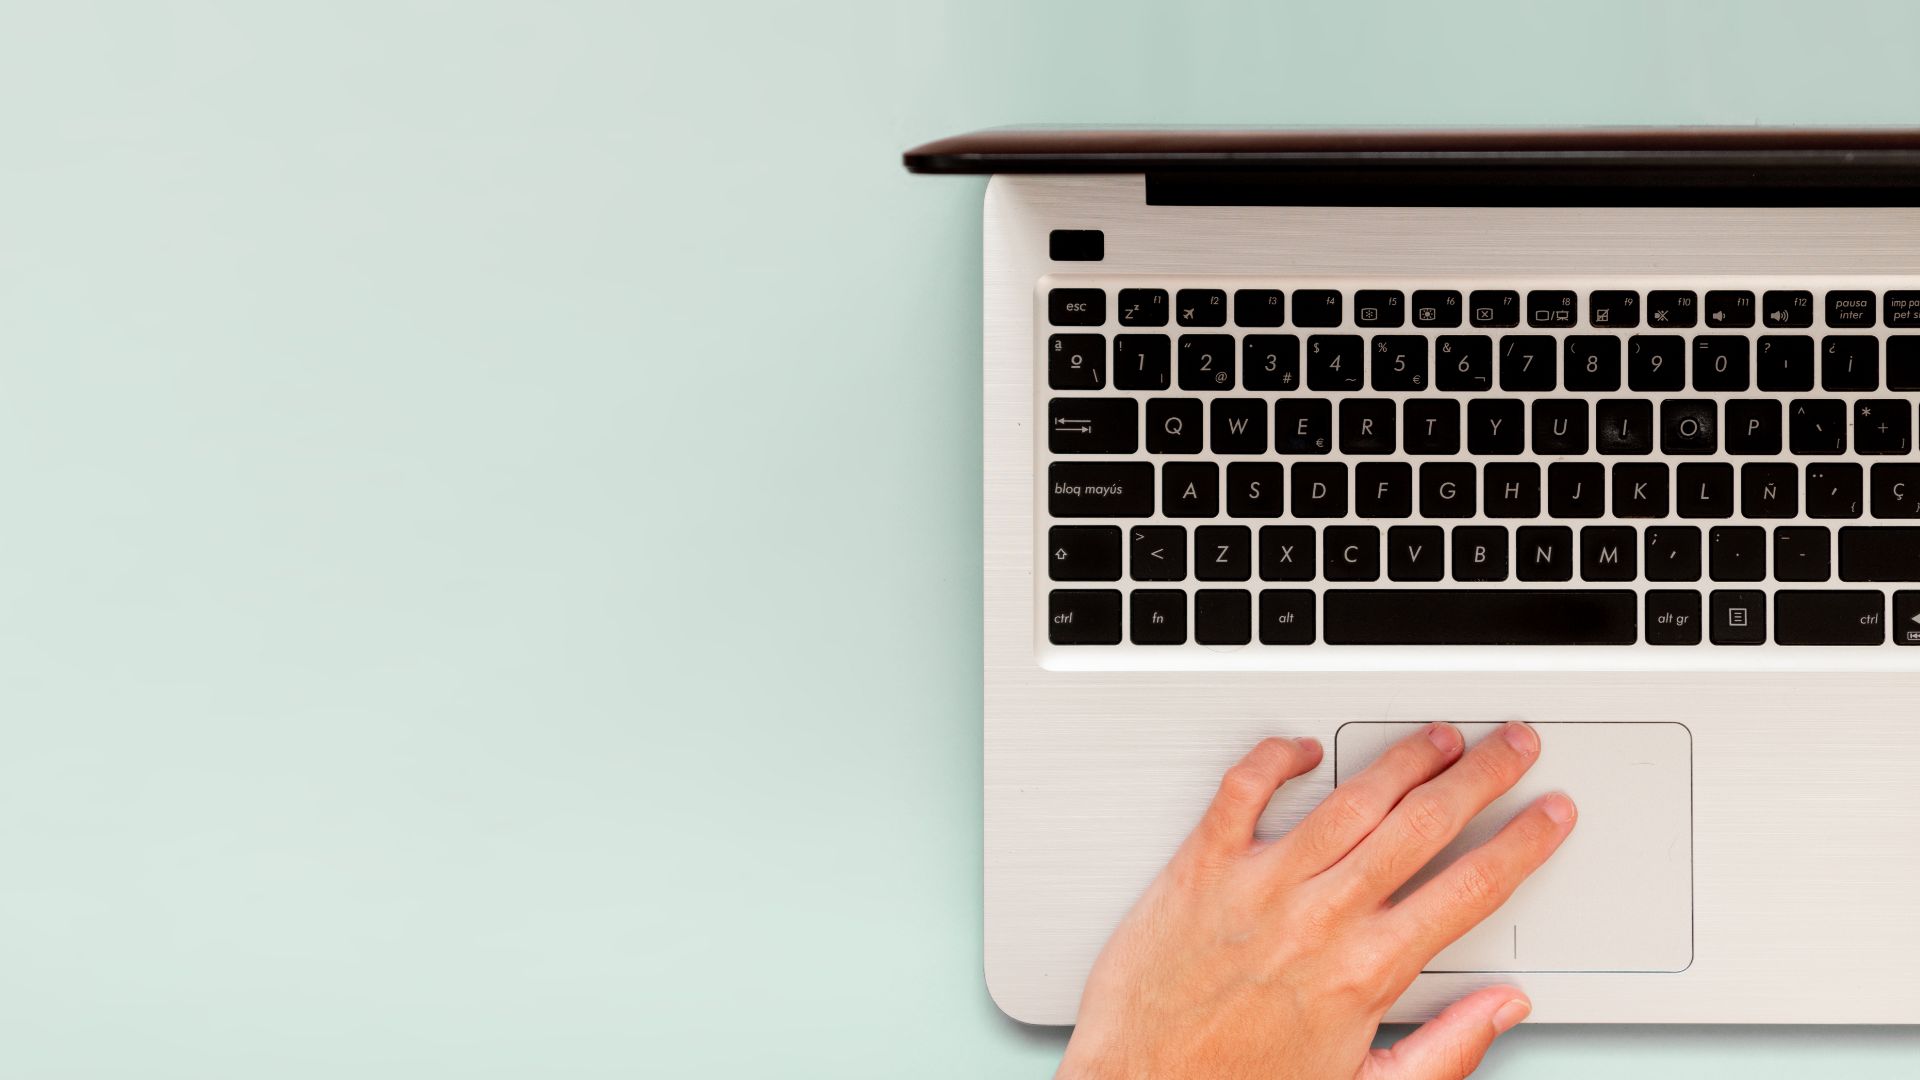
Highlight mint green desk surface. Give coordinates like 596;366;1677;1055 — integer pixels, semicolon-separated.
1;0;1917;1076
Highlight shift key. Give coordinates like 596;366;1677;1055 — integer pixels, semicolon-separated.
1049;462;1155;518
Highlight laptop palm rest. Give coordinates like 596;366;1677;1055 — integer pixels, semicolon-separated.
1334;722;1693;973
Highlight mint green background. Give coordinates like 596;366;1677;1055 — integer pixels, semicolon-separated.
1;0;1917;1076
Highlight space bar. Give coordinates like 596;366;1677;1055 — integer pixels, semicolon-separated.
1324;590;1638;645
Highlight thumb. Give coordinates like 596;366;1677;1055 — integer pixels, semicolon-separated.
1360;985;1531;1080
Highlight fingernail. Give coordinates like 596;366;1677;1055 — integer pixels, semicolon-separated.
1294;736;1322;754
1492;997;1532;1033
1502;721;1539;756
1427;722;1463;754
1541;792;1576;826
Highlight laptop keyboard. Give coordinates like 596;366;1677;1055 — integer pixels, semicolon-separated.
1039;278;1920;653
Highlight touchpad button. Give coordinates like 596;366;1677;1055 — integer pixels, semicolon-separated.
1334;722;1692;973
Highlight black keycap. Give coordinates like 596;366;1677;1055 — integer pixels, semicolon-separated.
1548;462;1606;518
1821;336;1879;391
1421;463;1477;518
1484;462;1541;518
1886;291;1920;328
1114;335;1172;390
1842;527;1920;580
1691;336;1751;390
1741;463;1798;519
1355;462;1413;518
1854;399;1913;455
1324;525;1381;581
1435;335;1494;391
1049;230;1103;262
1404;400;1461;454
1048;589;1121;645
1354;290;1405;327
1515;525;1574;581
1129;525;1186;581
1176;288;1227;327
1890;337;1920;391
1898;591;1920;644
1596;399;1654;454
1872;464;1920;518
1499;336;1557;390
1581;525;1638;581
1371;335;1429;390
1709;525;1767;582
1647;290;1698;328
1660;399;1717;455
1291;462;1349;517
1646;590;1703;645
1805;463;1863;519
1612;463;1669;518
1048;526;1122;581
1291;289;1343;327
1677;462;1735;519
1225;462;1286;518
1130;590;1187;645
1412;290;1462;327
1233;289;1285;327
1339;399;1397;454
1531;399;1588;455
1387;525;1445;581
1756;335;1815;392
1587;290;1640;328
1118;288;1169;327
1762;290;1814;328
1162;462;1220;518
1307;335;1365;390
1526;290;1577;328
1452;526;1508;581
1825;289;1876;327
1048;288;1105;326
1210;399;1268;455
1049;462;1154;517
1709;589;1766;645
1194;589;1252;645
1259;526;1316;581
1468;290;1519;327
1178;335;1235;390
1048;334;1107;390
1048;397;1138;454
1628;336;1686;391
1274;399;1332;454
1467;398;1524;454
1257;590;1317;644
1645;525;1702;582
1322;589;1636;645
1775;591;1885;645
1243;335;1301;390
1146;398;1204;454
1774;526;1832;582
1724;400;1782;455
1703;290;1755;328
1194;525;1252;581
1563;336;1621;391
1789;399;1847;455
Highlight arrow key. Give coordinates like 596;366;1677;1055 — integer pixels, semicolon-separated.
1048;525;1121;582
1896;591;1920;645
1129;525;1187;582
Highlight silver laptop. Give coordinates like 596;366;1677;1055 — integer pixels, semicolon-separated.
905;128;1920;1025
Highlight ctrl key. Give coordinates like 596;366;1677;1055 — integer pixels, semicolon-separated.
1048;590;1121;645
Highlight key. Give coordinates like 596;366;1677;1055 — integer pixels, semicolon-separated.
1324;525;1381;581
1118;289;1169;327
1469;289;1520;328
1162;462;1220;518
1741;463;1798;519
1307;335;1365;390
1194;589;1252;645
1404;399;1461;454
1709;589;1766;645
1484;462;1541;518
1628;336;1686;391
1774;526;1832;582
1709;525;1767;582
1233;289;1285;327
1805;463;1862;518
1885;291;1920;328
1047;229;1098;262
1130;590;1187;645
1724;400;1782;455
1258;590;1317;644
1048;288;1105;326
1194;525;1252;581
1581;525;1638;581
1412;289;1462;327
1048;462;1153;517
1692;335;1750;390
1435;335;1494;391
1757;336;1815;391
1048;397;1138;454
1048;525;1122;581
1841;527;1920;580
1660;399;1717;455
1259;525;1316;581
1421;462;1477;518
1646;590;1703;645
1387;525;1445;581
1129;525;1186;581
1775;591;1885;645
1274;399;1332;454
1891;337;1920;391
1762;290;1814;328
1612;463;1669;518
1451;526;1509;581
1467;398;1524;454
1210;399;1268;455
1647;290;1698;328
1854;399;1912;455
1596;399;1654;454
1225;462;1286;518
1114;335;1172;390
1355;290;1404;327
1677;462;1735;518
1822;336;1879;390
1146;398;1204;453
1588;289;1640;328
1179;334;1235;390
1704;290;1755;328
1789;399;1847;455
1500;336;1557;390
1532;399;1588;454
1291;463;1349;517
1898;591;1920;644
1548;462;1606;518
1291;289;1343;327
1515;525;1573;581
1563;336;1621;391
1243;335;1301;390
1645;525;1702;582
1339;399;1397;454
1176;288;1227;327
1825;289;1876;327
1048;334;1107;390
1527;289;1577;327
1371;335;1429;390
1322;589;1636;645
1872;464;1920;518
1355;462;1413;518
1049;590;1122;644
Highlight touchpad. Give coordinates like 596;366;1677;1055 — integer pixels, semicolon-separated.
1335;722;1692;973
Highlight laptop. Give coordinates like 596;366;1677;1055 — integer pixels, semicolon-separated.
904;128;1920;1025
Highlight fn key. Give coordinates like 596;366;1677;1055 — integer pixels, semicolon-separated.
1049;590;1121;644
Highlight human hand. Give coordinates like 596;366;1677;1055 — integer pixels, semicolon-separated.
1056;722;1575;1080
